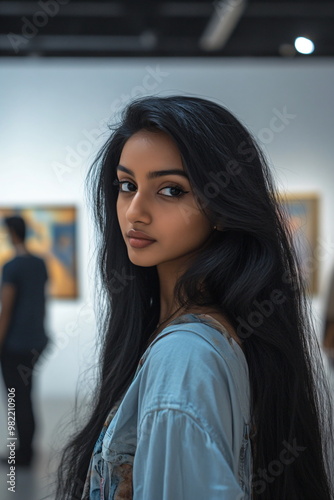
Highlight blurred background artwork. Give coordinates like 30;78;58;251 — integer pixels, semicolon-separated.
278;193;319;296
0;206;78;298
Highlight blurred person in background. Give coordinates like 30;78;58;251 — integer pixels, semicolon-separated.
0;215;49;466
323;265;334;368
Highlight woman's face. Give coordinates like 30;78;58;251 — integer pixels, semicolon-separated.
116;129;213;268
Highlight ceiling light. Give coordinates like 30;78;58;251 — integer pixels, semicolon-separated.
294;37;315;55
199;0;248;51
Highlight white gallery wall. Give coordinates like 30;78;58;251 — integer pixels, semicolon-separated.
1;57;334;405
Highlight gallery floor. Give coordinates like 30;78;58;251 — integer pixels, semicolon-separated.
0;399;75;500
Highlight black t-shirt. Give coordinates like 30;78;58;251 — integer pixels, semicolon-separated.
1;254;49;353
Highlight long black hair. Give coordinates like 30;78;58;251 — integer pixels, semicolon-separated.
55;95;334;499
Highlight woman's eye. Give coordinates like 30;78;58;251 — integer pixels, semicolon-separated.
159;186;187;198
115;179;188;198
116;180;135;193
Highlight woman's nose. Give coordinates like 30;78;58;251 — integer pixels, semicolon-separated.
125;191;152;224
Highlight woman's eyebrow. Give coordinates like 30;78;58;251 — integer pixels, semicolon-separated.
116;164;189;180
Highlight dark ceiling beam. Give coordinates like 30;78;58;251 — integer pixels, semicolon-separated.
0;34;209;52
153;2;334;18
0;34;147;51
158;3;212;17
246;2;334;17
0;2;125;17
1;2;333;18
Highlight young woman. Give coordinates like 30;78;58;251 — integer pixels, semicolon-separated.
55;95;334;499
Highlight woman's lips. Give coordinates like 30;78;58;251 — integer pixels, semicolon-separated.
128;237;156;248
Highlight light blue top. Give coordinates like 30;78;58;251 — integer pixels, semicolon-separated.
82;313;253;500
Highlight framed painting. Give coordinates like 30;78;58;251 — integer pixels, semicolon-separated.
0;206;78;299
277;193;319;295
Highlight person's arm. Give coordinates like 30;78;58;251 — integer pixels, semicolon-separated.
323;321;334;359
43;260;51;298
0;283;16;348
133;407;245;500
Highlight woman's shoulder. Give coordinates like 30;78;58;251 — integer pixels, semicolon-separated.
138;314;251;421
149;309;243;348
146;312;246;366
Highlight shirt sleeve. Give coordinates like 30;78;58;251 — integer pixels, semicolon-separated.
133;407;245;500
1;262;18;286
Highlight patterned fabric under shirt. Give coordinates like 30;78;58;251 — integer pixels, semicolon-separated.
81;368;143;499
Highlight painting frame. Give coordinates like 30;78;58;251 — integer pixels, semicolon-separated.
0;205;78;299
277;192;319;296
